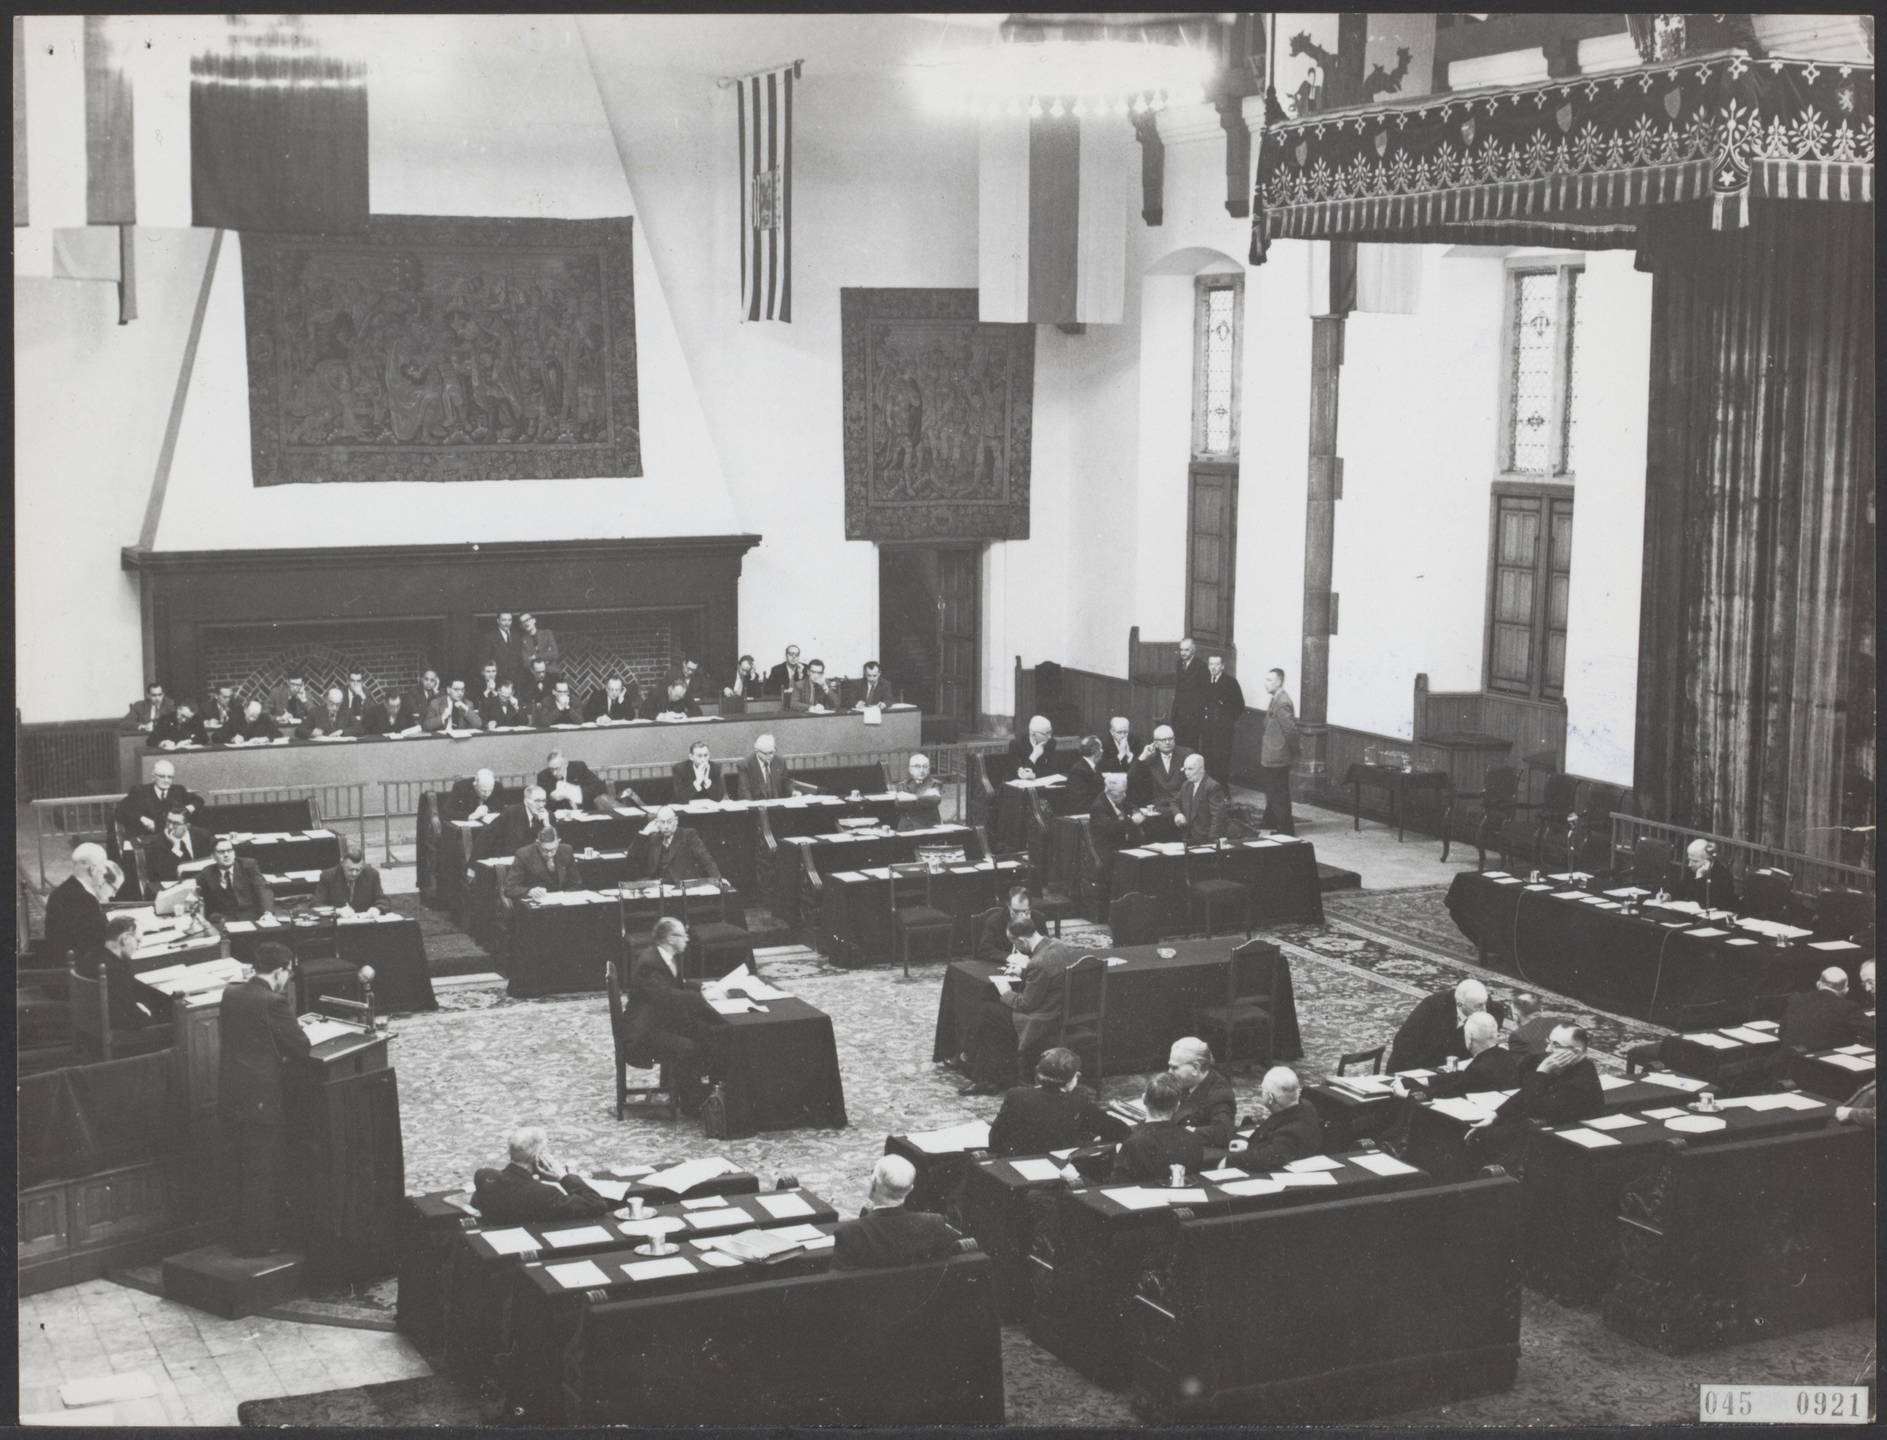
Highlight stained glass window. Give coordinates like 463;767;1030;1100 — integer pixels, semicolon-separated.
1562;269;1585;477
1193;276;1241;459
1504;263;1587;477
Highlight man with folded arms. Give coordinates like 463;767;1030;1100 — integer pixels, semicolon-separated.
1109;1074;1206;1182
152;698;208;749
587;675;640;724
424;679;482;733
447;768;512;823
667;740;722;802
645;678;701;721
497;786;554;852
894;753;943;830
1228;1067;1326;1172
298;686;358;739
1171;752;1229;842
833;1155;961;1270
315;843;387;914
1168;1037;1238;1150
363;690;421;737
988;1047;1109;1157
531;679;583;729
636;806;723;885
538;750;605;810
123;681;174;734
146;807;214;887
505;825;583;903
223;698;281;745
200;836;275;923
471;1125;612;1223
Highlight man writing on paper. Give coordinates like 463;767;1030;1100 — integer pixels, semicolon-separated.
447;768;512;823
223;697;281;746
622;917;717;1115
833;1155;961;1270
637;806;723;885
1109;1073;1206;1183
672;741;727;801
645;678;702;721
298;686;358;740
470;1124;613;1223
363;690;420;737
152;698;208;749
1228;1067;1326;1172
218;942;311;1255
505;826;584;904
315;844;387;914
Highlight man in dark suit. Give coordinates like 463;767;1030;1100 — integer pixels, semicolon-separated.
1100;716;1143;775
504;827;584;903
470;1125;613;1223
644;678;702;721
531;680;583;729
223;698;281;746
1168;1037;1239;1150
315;845;387;913
1008;716;1060;778
1172;753;1229;842
988;1047;1108;1156
672;740;727;801
44;844;115;968
1677;838;1740;910
1505;991;1563;1060
482;680;525;730
1258;667;1299;835
218;942;311;1254
151;699;208;749
200;837;275;922
853;660;896;710
517;611;559;679
724;655;763;701
123;681;175;734
116;760;203;845
297;686;358;740
538;751;606;810
894;754;944;830
784;658;836;713
738;734;802;801
1110;1074;1207;1182
516;659;554;711
1229;1067;1326;1172
362;691;421;736
496;786;555;852
423;679;483;733
481;611;525;685
1061;738;1106;812
622;917;718;1114
672;658;710;705
974;889;1040;966
76;914;174;1031
960;919;1060;1094
145;809;214;886
202;684;239;738
1387;978;1489;1074
637;807;723;884
472;661;506;717
834;1155;962;1270
1127;725;1193;841
1000;929;1082;1078
587;675;641;724
406;670;444;725
338;670;376;731
447;769;513;822
1170;638;1209;750
765;645;806;697
1403;1013;1521;1099
1088;773;1152;900
267;674;315;727
1467;1025;1605;1165
1780;968;1867;1053
1200;654;1246;783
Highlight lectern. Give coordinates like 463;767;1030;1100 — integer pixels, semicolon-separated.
284;1028;405;1281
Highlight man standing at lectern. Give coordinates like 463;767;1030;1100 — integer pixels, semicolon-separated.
219;942;311;1256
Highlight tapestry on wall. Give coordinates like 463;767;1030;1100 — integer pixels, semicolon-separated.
840;289;1033;541
241;215;640;485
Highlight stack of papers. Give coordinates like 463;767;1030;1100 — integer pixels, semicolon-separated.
298;1018;360;1047
1269;1172;1339;1189
703;1227;803;1261
1281;1155;1344;1173
1823;1053;1875;1072
1008;1158;1064;1183
1721;1026;1778;1044
1682;1032;1741;1049
1556;1128;1621;1149
1216;1176;1284;1197
621;1256;697;1282
755;1192;815;1219
481;1228;540;1255
1584;1114;1646;1131
641;1157;739;1196
905;1120;991;1154
546;1259;611;1288
1429;1097;1496;1123
683;1208;750;1230
544;1225;613;1249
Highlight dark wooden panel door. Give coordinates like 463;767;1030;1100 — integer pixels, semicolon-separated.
878;546;981;729
934;547;981;729
1186;462;1239;646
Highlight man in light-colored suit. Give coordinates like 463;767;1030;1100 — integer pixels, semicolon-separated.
1172;752;1228;842
1259;667;1299;836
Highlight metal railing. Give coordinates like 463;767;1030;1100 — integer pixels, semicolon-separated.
28;794;124;887
1610;813;1876;898
200;784;371;852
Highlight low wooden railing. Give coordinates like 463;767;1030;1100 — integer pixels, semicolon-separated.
17;718;124;800
1609;814;1874;899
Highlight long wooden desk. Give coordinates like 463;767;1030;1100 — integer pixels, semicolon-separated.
135;708;923;788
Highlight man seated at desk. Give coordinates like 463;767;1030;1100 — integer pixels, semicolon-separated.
77;914;174;1030
834;1155;962;1270
961;923;1077;1096
783;658;836;713
765;645;806;697
532;680;583;729
339;670;375;730
448;768;512;823
672;657;709;705
316;843;387;914
407;669;444;722
363;690;422;737
644;678;701;721
470;1125;613;1224
201;836;275;922
539;750;606;811
738;734;804;800
203;684;239;737
1171;752;1229;842
1168;1037;1238;1151
497;786;555;851
1060;737;1105;811
854;660;896;711
673;740;727;801
1109;1074;1206;1182
1008;716;1059;780
1100;716;1142;774
268;673;314;727
1126;725;1192;838
587;675;641;724
517;658;553;711
1396;1012;1519;1099
222;698;281;745
116;759;203;844
724;654;762;700
505;826;583;903
472;661;506;717
1228;1067;1325;1172
1388;978;1490;1074
622;917;717;1115
1466;1025;1604;1166
988;1046;1108;1157
975;888;1041;966
483;680;525;729
894;753;943;829
123;681;174;734
298;686;358;739
152;698;208;749
1780;967;1868;1053
1089;773;1156;897
145;807;214;887
636;806;723;885
424;679;483;734
1676;838;1738;909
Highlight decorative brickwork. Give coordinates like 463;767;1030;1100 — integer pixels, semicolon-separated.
201;623;441;704
533;613;677;700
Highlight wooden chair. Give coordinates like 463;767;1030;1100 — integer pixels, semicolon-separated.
1815;886;1874;941
1192;939;1279;1074
1630;837;1675;893
66;966;172;1063
605;958;679;1120
678;883;752;982
1022;806;1074;937
1108;891;1163;947
968;905;1003;963
890;864;955;979
1055;954;1106;1081
1440;764;1532;868
1529;773;1582;865
1184;840;1251;939
1742;868;1795;922
1336;1045;1385;1076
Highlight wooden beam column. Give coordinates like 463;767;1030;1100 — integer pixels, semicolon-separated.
1299;244;1353;785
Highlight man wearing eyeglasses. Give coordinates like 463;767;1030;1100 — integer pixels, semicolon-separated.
1465;1024;1603;1165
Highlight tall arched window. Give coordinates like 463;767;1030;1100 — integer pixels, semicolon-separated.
1187;273;1243;645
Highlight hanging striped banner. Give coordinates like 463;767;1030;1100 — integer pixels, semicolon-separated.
978;113;1128;325
735;60;801;323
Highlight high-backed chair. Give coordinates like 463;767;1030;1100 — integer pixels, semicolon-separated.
1440;765;1531;868
678;884;751;981
1630;837;1676;893
1022;806;1074;937
1108;891;1163;947
1529;773;1581;865
890;864;955;979
1184;841;1251;939
67;966;173;1063
1191;940;1279;1073
1815;886;1874;941
1055;954;1106;1080
605;958;679;1120
1741;868;1795;922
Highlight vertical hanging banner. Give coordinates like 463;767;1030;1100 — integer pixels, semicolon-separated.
977;112;1128;325
735;59;801;323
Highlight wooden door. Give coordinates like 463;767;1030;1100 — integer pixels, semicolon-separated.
934;547;981;729
878;546;981;729
1186;462;1239;646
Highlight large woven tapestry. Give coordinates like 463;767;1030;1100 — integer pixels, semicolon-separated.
841;289;1033;541
241;215;639;485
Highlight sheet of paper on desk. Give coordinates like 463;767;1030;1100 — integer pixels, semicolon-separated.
544;1225;613;1249
1682;1031;1740;1049
299;1019;357;1047
1722;938;1758;946
906;1120;991;1154
1686;926;1731;938
863;867;893;880
480;1228;538;1255
1100;1188;1172;1211
1429;1098;1493;1123
1216;1177;1284;1197
1121;849;1156;859
1557;1128;1621;1148
1524;884;1554;892
1824;1053;1875;1071
586;1178;630;1202
1282;1155;1345;1173
1641;1072;1708;1092
683;1208;749;1230
1270;1171;1338;1188
1482;871;1512;879
801;1234;835;1250
644;1156;738;1194
1605;886;1652;898
1348;1152;1419;1176
1770;1092;1829;1109
1835;1043;1874;1056
1488;876;1523;885
1716;1094;1791;1111
831;871;869;883
755;1191;815;1219
768;1223;826;1244
1810;939;1863;951
1741;1019;1780;1032
622;1256;697;1282
1584;1113;1646;1130
1009;1158;1063;1183
679;1194;728;1209
1597;1073;1633;1090
1722;1026;1776;1045
1200;1167;1246;1182
698;1251;743;1268
708;998;760;1016
1642;1107;1689;1119
1150;842;1186;855
544;1259;613;1289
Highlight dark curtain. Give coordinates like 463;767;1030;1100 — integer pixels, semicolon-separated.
1635;202;1875;861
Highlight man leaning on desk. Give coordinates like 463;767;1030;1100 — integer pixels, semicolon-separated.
447;768;512;822
471;1125;613;1223
298;687;358;739
672;740;727;801
1109;1074;1207;1182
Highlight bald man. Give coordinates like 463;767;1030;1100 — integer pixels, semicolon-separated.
447;768;513;822
116;759;203;843
1168;1037;1238;1150
1007;716;1060;780
1229;1067;1326;1172
1172;752;1229;842
1780;968;1867;1053
470;1125;612;1224
1388;978;1490;1074
45;843;119;968
1677;838;1738;910
833;1156;962;1269
1401;1012;1519;1099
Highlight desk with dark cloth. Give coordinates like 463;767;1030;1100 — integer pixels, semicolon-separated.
776;822;982;937
1107;836;1326;930
221;915;436;1013
178;829;344;880
472;847;748;955
1790;1043;1876;1100
961;1148;1116;1321
702;996;848;1137
1519;1091;1837;1307
1344;762;1451;841
1028;1150;1436;1385
933;938;1303;1078
499;883;749;996
1444;871;1866;1027
1654;1022;1785;1085
819;856;1028;967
